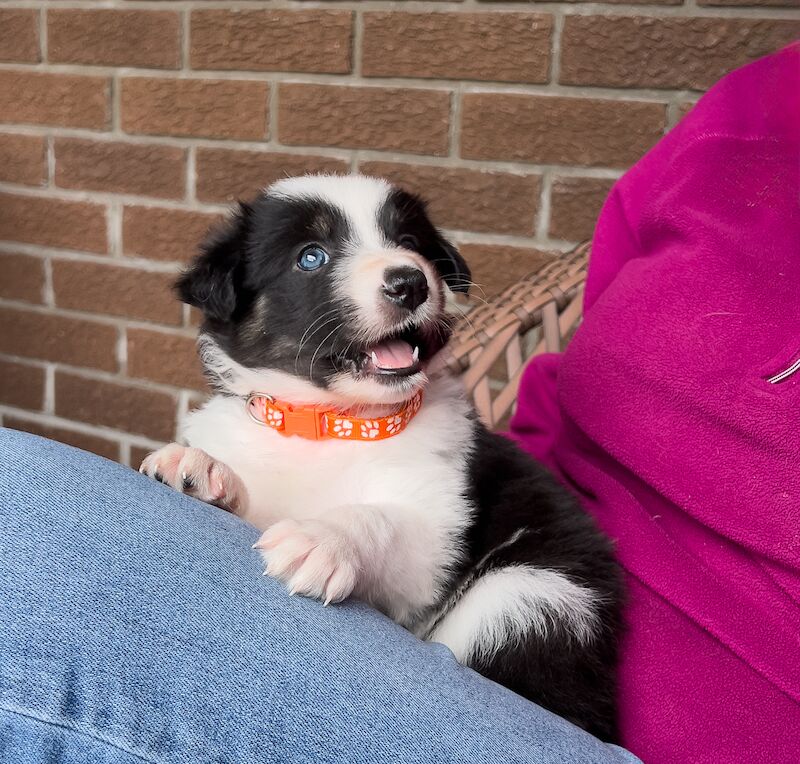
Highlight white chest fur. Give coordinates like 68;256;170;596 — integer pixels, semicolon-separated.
181;376;476;625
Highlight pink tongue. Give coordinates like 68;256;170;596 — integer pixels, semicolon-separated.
370;339;415;369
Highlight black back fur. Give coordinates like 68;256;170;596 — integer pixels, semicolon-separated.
458;425;623;741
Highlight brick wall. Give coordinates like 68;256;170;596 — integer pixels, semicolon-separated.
0;2;797;466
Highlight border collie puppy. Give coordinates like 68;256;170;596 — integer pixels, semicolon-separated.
141;174;622;741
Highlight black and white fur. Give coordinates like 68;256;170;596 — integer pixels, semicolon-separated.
141;175;622;741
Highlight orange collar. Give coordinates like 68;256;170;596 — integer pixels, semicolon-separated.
245;390;423;441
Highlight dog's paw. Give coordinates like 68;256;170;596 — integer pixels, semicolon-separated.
139;443;246;513
254;518;358;605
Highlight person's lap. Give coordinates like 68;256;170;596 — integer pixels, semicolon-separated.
0;428;636;763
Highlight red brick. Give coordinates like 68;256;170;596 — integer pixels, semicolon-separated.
55;371;177;442
0;10;39;63
480;0;679;3
0;359;45;411
461;93;666;168
0;134;46;186
54;138;186;199
49;9;180;69
191;9;352;73
359;161;540;236
52;260;182;326
0;193;108;253
0;306;117;371
195;148;349;203
127;328;206;391
457;243;554;296
279;84;450;156
560;16;800;89
121;78;269;140
123;206;219;263
363;12;552;84
549;176;615;242
4;417;121;461
699;0;799;6
0;252;45;304
129;444;155;469
0;71;109;130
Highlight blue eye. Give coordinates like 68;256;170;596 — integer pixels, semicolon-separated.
297;245;330;272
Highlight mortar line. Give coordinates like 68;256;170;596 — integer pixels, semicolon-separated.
535;172;553;241
185;144;197;202
46;135;56;186
2;59;782;97
2;0;797;18
43;364;55;414
38;6;47;61
181;6;190;70
42;256;54;306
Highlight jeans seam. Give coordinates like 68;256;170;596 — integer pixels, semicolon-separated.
0;703;163;764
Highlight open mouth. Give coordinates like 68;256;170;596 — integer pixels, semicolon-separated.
355;324;444;380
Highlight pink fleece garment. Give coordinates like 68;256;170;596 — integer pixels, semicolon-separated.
510;44;800;764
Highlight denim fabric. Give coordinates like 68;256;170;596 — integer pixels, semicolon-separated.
0;428;638;764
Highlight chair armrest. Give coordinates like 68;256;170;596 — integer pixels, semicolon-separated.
436;242;589;429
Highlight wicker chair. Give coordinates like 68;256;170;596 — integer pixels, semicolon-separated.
437;241;590;429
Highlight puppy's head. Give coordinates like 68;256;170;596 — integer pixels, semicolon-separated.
178;174;470;405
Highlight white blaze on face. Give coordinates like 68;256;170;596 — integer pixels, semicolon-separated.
335;247;442;345
268;173;444;344
268;173;390;251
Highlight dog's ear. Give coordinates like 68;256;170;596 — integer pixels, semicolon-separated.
175;203;252;323
431;233;472;294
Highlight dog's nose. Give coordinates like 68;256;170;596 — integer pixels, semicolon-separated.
381;267;429;312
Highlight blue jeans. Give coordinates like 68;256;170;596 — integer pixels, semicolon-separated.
0;428;637;763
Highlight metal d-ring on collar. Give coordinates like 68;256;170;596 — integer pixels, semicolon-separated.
245;392;275;426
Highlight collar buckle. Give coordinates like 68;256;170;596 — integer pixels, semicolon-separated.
282;404;328;440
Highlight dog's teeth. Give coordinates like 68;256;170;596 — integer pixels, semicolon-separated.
371;351;379;366
412;346;419;362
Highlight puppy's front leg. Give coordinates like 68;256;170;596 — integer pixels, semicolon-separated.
255;506;396;606
140;443;248;515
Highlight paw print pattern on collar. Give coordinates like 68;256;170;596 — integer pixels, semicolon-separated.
246;390;424;442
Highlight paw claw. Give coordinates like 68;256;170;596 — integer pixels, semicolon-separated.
140;444;245;513
259;520;358;606
323;564;357;606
